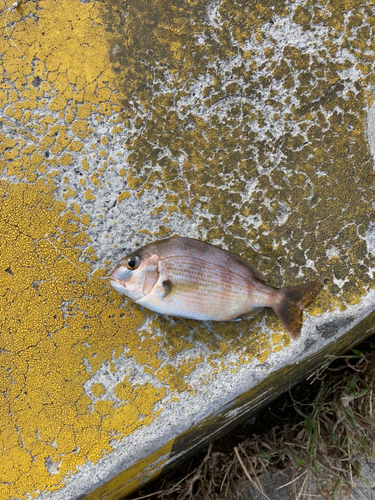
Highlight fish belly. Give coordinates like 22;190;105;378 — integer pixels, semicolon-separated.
137;255;273;321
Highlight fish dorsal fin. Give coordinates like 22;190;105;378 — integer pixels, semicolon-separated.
230;253;266;281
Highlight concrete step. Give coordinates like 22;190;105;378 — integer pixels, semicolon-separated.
1;0;374;499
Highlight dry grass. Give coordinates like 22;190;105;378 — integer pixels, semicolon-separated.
127;343;375;500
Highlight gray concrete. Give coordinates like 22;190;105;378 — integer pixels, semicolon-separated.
1;0;374;499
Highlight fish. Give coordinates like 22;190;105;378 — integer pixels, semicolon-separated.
109;236;322;340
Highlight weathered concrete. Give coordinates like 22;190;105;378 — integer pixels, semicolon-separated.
0;0;374;499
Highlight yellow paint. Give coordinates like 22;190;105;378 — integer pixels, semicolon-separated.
1;0;374;497
117;191;131;203
0;178;168;497
68;140;84;152
60;153;73;165
90;172;102;188
178;355;204;377
85;188;95;200
156;364;187;393
153;225;171;238
91;383;106;398
83;436;176;500
0;0;174;495
103;0;373;316
114;376;165;415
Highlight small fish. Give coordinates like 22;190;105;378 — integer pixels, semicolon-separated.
109;236;322;340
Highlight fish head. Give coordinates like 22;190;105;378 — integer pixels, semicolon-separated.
109;250;159;301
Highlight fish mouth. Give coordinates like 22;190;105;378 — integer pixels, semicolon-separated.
109;277;122;285
109;277;127;293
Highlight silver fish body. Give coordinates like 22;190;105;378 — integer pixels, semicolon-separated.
109;236;322;339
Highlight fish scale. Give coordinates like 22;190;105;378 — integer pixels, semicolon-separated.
157;256;249;319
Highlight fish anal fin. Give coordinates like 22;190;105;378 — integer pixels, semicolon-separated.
231;307;264;320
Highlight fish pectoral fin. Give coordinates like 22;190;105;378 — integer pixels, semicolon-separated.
153;278;173;298
156;260;173;297
232;307;264;320
161;279;173;296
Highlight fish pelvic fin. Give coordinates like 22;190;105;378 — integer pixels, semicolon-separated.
231;307;264;320
274;280;323;340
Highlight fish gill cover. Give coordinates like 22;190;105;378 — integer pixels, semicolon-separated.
0;0;374;497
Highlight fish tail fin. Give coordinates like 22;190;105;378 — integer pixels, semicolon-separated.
273;280;322;340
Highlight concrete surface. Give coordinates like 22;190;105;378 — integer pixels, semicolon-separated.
0;0;374;499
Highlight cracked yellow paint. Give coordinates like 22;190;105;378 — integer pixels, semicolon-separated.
0;181;167;492
91;383;106;398
1;0;375;497
83;437;176;500
0;0;170;494
0;179;167;496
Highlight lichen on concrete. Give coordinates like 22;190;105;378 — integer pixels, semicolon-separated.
0;0;374;498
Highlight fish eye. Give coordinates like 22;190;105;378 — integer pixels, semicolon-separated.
124;255;140;270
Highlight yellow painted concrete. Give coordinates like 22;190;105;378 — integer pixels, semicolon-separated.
83;437;176;500
0;0;374;498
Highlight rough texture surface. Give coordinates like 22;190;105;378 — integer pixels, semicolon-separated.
0;0;374;498
243;465;375;499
